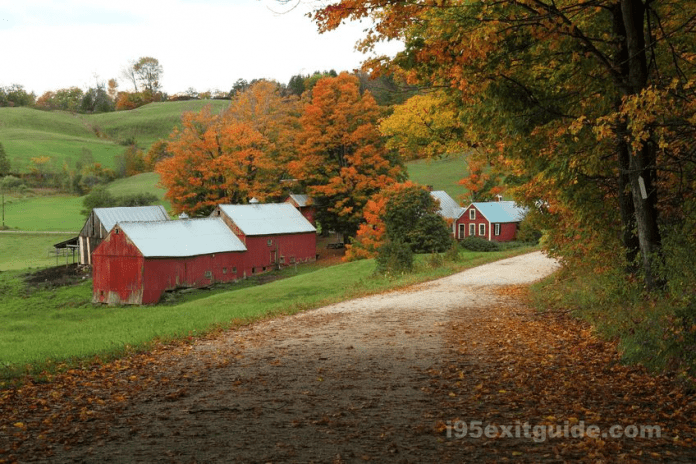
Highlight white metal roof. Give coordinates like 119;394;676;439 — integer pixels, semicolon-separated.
461;201;527;223
430;191;463;220
95;205;169;233
117;218;246;257
216;203;316;236
287;193;311;207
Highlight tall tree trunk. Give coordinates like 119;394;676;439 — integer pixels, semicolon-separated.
612;3;640;271
620;0;664;290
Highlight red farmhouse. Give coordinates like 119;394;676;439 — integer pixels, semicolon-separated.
454;201;526;242
212;202;317;275
92;218;246;305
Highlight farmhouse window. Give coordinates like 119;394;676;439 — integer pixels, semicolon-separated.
469;208;476;220
479;223;486;236
223;267;227;274
267;239;273;246
458;223;465;239
469;223;475;237
289;256;296;264
205;271;213;279
280;256;285;264
232;267;237;273
494;223;501;236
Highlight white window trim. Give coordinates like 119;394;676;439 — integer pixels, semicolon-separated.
469;208;476;220
458;223;465;239
469;223;475;237
479;223;486;236
494;223;501;236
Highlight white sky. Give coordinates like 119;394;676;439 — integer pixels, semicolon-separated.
0;0;401;96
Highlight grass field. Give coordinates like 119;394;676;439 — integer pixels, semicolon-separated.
0;247;534;379
406;155;470;202
0;100;229;173
0;233;77;271
1;195;84;232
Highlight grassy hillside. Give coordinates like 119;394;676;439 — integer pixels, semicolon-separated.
0;100;229;173
0;173;169;233
83;100;229;147
406;155;469;203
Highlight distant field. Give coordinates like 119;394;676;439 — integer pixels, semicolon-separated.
1;195;84;231
84;99;229;147
0;100;229;173
406;155;469;203
0;233;76;271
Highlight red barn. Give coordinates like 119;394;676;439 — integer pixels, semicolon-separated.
285;194;316;226
78;205;170;265
211;202;317;275
454;201;526;242
93;218;247;305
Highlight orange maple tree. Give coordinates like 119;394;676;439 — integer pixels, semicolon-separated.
156;106;279;216
288;72;404;239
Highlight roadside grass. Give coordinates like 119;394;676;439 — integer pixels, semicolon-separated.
0;246;536;383
0;233;77;271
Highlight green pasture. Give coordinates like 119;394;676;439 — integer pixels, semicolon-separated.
83;99;230;147
0;233;76;271
1;195;83;231
0;246;534;380
406;155;470;202
0;100;229;173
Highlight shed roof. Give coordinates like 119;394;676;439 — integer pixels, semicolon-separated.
286;193;311;208
94;205;169;233
430;190;463;220
463;201;527;223
116;218;246;258
216;203;316;236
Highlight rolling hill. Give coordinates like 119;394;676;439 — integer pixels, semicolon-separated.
0;100;230;173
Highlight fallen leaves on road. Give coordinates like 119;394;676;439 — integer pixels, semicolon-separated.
431;286;696;462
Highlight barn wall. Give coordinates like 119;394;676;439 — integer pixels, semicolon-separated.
92;231;145;305
495;223;518;242
141;252;246;305
244;232;316;275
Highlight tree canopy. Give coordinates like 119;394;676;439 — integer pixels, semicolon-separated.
313;0;696;291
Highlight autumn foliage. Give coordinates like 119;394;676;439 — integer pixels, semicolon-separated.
289;73;403;238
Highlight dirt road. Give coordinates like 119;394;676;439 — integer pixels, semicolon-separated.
9;251;695;463
42;251;557;463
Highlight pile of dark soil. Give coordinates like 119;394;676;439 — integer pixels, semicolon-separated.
23;264;91;289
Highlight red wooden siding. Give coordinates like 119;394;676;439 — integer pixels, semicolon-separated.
244;232;316;275
93;229;246;305
92;230;145;305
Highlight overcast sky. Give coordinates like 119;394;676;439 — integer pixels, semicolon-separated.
0;0;401;96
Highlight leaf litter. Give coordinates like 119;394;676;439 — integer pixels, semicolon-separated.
0;252;694;463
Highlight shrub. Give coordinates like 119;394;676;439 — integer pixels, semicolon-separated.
376;239;414;275
460;236;501;252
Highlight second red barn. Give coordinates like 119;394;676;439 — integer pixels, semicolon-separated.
211;202;317;275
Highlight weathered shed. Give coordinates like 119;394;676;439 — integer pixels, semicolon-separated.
79;205;169;265
454;201;526;242
92;217;246;305
285;193;316;226
211;202;317;275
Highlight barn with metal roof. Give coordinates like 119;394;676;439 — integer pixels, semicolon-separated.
211;202;317;275
79;205;170;265
92;217;247;305
285;193;316;226
454;201;527;242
